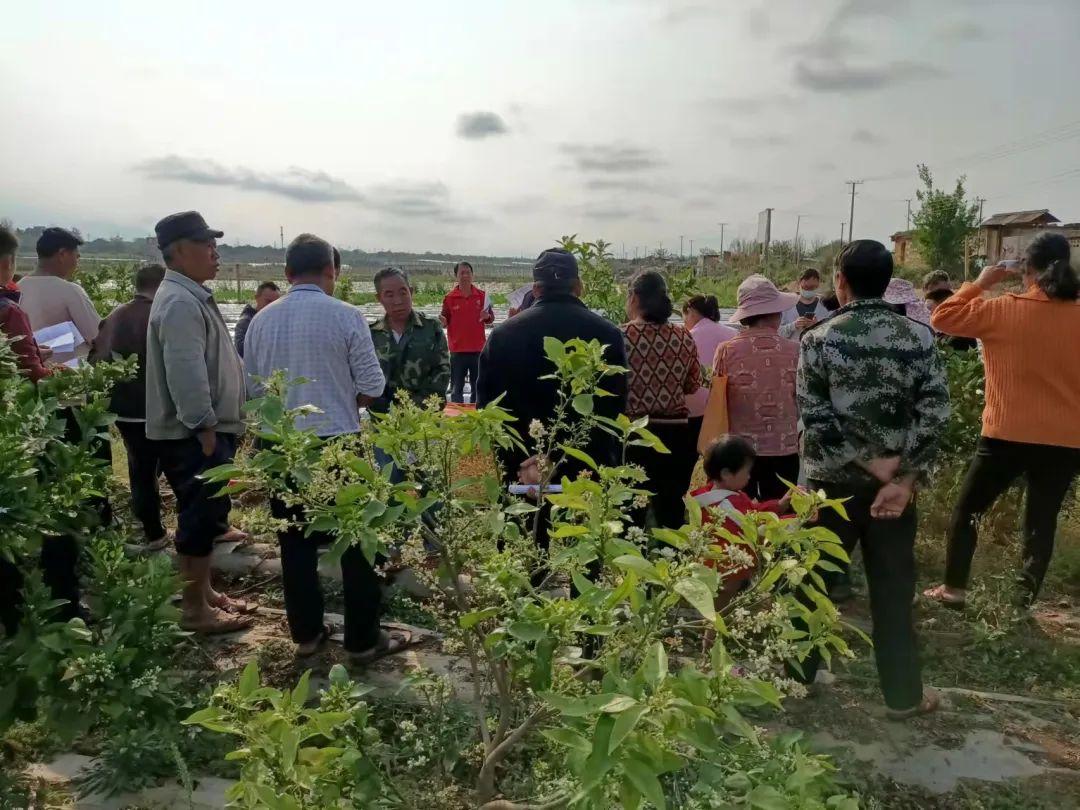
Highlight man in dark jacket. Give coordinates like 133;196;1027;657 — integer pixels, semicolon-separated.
477;248;628;491
233;281;280;357
90;264;168;549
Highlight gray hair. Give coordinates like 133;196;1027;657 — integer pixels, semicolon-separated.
374;265;410;293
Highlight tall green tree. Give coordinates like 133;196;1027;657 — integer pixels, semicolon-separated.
911;164;981;276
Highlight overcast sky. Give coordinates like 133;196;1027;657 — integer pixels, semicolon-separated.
4;0;1079;257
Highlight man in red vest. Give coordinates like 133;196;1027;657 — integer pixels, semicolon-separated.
440;260;493;404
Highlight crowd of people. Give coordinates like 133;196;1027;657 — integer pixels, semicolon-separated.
2;210;1079;719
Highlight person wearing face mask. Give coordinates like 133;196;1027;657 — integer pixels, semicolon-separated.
780;268;831;340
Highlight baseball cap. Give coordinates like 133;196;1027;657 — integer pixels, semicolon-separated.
533;248;579;284
35;227;84;257
154;211;224;251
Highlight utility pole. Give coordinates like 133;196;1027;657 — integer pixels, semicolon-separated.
718;223;727;260
762;208;773;264
679;235;684;259
840;222;846;243
845;181;863;244
794;214;803;267
905;198;913;230
279;225;285;251
976;197;986;223
689;238;694;259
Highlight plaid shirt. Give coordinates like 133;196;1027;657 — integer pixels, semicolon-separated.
244;285;385;437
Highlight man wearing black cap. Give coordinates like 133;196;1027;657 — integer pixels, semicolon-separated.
146;211;253;634
18;227;100;364
477;248;628;561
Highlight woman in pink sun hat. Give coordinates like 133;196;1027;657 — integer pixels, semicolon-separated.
712;275;802;500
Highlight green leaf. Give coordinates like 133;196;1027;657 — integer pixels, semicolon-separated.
623;755;666;810
600;695;639;713
674;577;716;621
748;784;789;810
238;660;259;698
609;704;650;755
572;393;594;416
290;670;311;706
508;621;546;642
561;446;599;471
541;727;592;753
459;607;500;629
641;641;668;687
614;554;661;583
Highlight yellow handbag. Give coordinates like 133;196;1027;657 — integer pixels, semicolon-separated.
697;374;729;454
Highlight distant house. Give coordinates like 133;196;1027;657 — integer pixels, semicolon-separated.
890;231;922;268
980;209;1061;263
697;252;722;274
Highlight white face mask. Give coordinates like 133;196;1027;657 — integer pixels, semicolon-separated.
799;289;820;301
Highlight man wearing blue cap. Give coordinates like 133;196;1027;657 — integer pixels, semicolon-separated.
477;248;628;568
146;211;254;635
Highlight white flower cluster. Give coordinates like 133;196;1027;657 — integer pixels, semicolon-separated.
66;652;117;693
528;419;547;440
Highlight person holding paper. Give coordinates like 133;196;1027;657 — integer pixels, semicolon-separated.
0;225;52;381
146;211;253;635
441;260;494;404
17;227;100;364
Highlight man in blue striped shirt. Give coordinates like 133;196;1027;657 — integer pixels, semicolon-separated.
244;233;396;659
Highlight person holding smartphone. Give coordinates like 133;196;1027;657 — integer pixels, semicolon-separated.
926;233;1080;608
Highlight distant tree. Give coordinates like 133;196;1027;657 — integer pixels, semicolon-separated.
911;164;980;277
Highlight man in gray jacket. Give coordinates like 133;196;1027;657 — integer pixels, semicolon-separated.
146;211;253;634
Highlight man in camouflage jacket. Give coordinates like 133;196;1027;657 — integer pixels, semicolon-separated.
369;267;451;414
794;240;950;718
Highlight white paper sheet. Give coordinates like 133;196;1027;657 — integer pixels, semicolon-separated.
33;321;85;352
507;284;532;309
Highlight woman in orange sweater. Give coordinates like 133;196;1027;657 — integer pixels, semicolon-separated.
925;233;1080;607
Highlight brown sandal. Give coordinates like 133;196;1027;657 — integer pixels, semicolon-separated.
886;690;941;721
210;594;258;615
214;527;252;545
348;628;416;664
181;609;254;635
923;584;966;610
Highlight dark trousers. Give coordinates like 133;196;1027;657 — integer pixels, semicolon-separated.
156;433;237;558
748;453;800;502
270;496;382;652
627;420;698;530
793;478;923;711
0;535;81;636
0;409;112;635
945;437;1080;603
116;422;165;541
450;352;480;404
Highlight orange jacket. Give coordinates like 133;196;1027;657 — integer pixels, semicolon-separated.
932;282;1080;448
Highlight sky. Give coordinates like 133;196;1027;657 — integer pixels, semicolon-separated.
3;0;1080;257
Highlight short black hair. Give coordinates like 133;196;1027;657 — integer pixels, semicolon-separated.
799;268;821;283
741;312;778;327
0;225;18;259
36;227;83;258
285;233;334;278
374;266;410;293
629;270;673;324
1027;232;1077;302
454;260;473;276
922;270;951;290
134;263;166;293
924;288;953;305
256;281;280;296
703;435;757;481
835;239;893;299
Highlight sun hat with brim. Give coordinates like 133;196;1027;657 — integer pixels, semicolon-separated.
884;277;932;326
728;274;799;323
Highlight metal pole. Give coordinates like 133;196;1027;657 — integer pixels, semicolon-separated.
845;181;863;243
719;223;726;258
841;222;846;243
679;235;684;259
794;214;803;267
905;198;912;230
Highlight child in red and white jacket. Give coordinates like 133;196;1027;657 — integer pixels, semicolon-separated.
692;435;793;605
